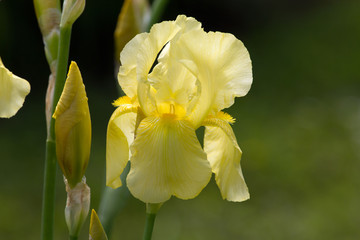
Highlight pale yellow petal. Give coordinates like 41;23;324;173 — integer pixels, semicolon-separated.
203;116;249;202
136;15;201;116
0;58;30;118
136;15;201;82
118;32;148;100
136;20;180;116
114;0;150;65
106;101;137;189
127;116;212;203
173;30;252;127
172;15;202;33
53;61;91;187
148;49;198;117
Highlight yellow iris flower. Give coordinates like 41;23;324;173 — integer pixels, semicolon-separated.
0;58;30;118
106;15;252;203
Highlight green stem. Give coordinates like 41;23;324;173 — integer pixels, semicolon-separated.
69;236;78;240
40;26;72;240
147;0;170;31
52;26;72;112
142;213;157;240
40;140;57;240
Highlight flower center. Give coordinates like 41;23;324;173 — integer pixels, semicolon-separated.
157;102;186;120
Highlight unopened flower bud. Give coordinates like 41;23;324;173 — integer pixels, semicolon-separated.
60;0;85;28
33;0;61;67
53;61;91;188
33;0;61;35
114;0;150;68
89;209;108;240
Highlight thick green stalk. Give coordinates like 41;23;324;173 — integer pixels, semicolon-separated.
41;26;72;240
69;235;79;240
52;26;72;111
41;140;57;240
142;213;157;240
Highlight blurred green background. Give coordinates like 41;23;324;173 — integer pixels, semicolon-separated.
1;0;360;239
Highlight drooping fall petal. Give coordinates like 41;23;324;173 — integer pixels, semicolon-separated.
106;97;137;189
127;116;212;203
203;114;249;202
53;61;91;187
0;58;31;118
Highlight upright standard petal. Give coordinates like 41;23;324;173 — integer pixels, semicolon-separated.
0;58;30;118
173;30;252;128
106;97;137;189
136;15;201;116
136;20;180;116
127;116;212;203
53;61;91;187
118;32;148;100
148;51;198;118
203;114;249;202
114;0;150;64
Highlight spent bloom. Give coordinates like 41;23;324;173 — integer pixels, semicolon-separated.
107;15;252;203
0;58;30;118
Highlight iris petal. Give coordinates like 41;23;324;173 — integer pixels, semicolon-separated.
136;20;180;116
173;30;252;128
118;32;148;100
203;116;249;202
127;116;212;203
136;15;202;116
148;52;198;117
0;58;30;118
106;100;137;189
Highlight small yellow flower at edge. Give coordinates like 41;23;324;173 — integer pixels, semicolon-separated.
0;58;30;118
106;15;252;203
53;61;91;188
